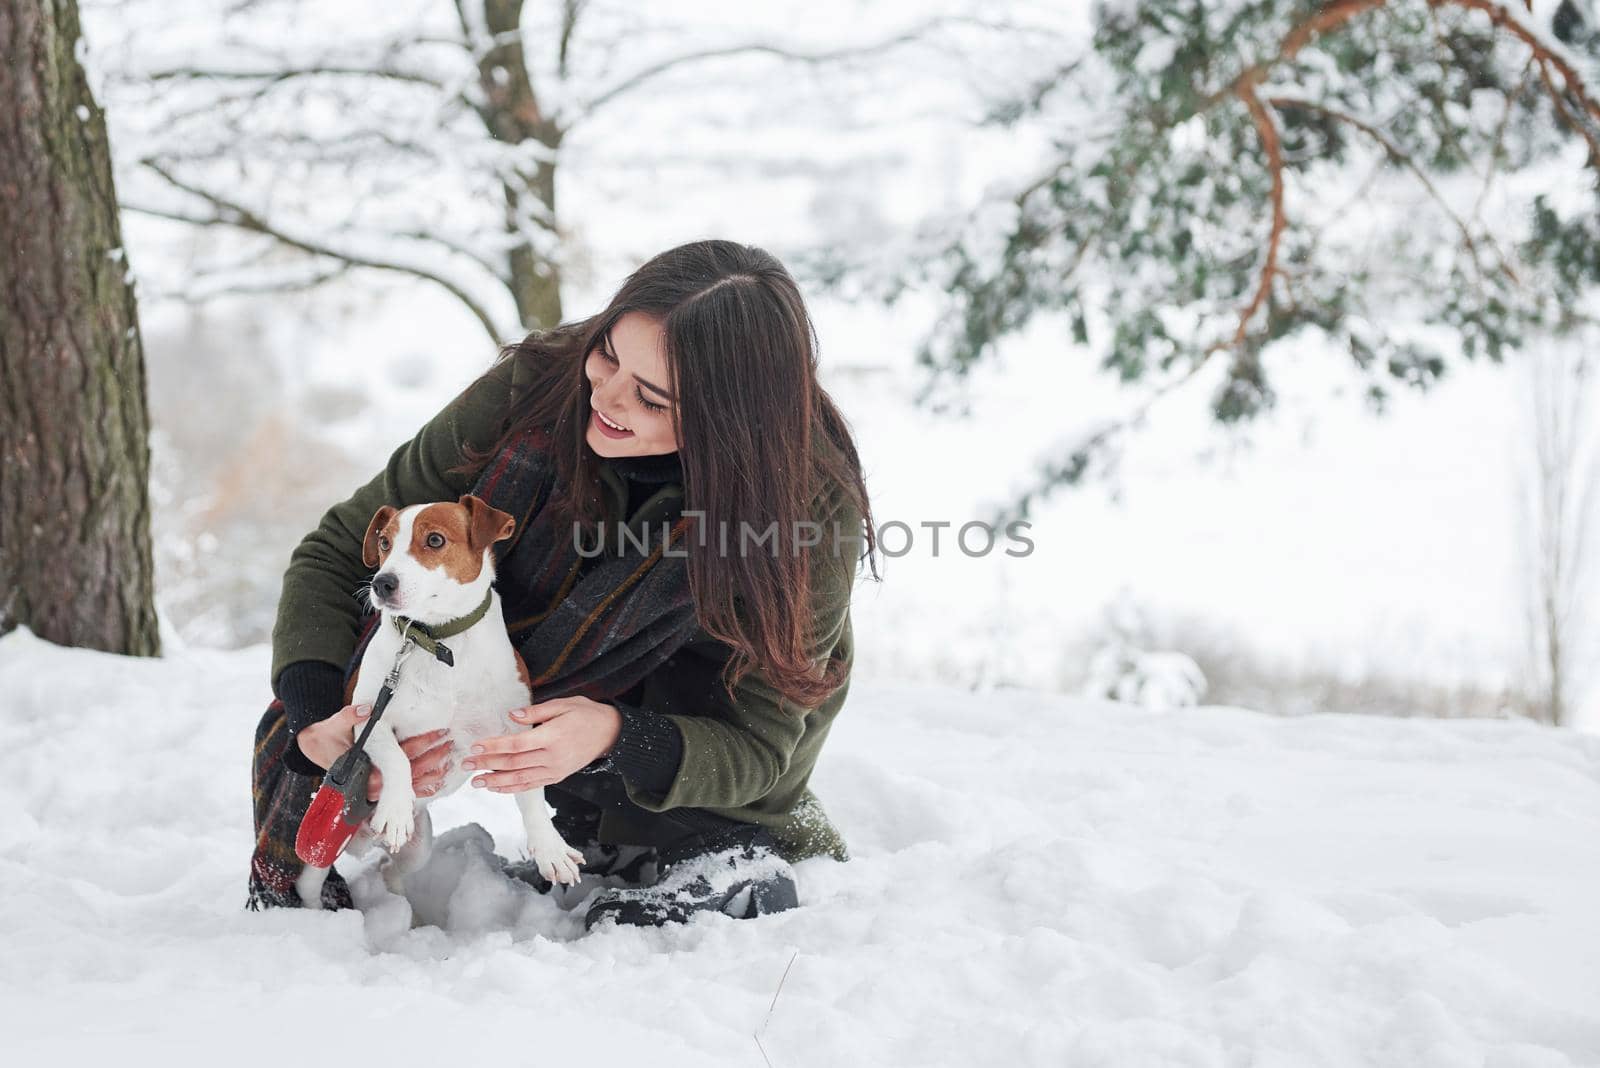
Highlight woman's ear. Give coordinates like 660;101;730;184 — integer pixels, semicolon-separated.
362;505;398;568
459;494;516;553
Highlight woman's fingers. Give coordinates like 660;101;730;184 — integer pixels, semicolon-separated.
399;728;450;760
365;758;450;801
413;738;455;775
326;702;371;751
462;730;545;774
412;746;454;795
473;767;557;792
474;728;545;755
358;729;558;799
461;745;547;772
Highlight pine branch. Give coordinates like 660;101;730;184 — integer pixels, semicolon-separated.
1233;78;1287;353
986;356;1218;530
1443;0;1600;136
1266;95;1522;287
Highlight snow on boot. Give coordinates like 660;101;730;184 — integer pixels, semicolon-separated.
583;824;798;930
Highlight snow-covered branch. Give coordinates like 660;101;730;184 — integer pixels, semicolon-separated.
132;160;510;340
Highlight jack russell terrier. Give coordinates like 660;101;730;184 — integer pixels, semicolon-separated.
293;494;585;909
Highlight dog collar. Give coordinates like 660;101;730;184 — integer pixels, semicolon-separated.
389;587;494;667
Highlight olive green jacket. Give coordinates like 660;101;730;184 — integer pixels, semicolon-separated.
270;356;861;862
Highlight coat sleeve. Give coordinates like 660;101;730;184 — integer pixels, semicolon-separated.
620;489;863;813
269;359;520;690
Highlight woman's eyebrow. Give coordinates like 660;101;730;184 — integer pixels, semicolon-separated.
633;375;677;402
604;330;678;402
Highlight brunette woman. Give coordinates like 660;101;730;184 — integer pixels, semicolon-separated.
248;239;879;928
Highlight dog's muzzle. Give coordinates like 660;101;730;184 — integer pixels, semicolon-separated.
371;571;400;605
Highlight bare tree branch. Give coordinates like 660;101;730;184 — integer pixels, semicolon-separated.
573;15;1035;123
557;0;584;79
151;261;360;302
134;161;507;341
143;65;449;89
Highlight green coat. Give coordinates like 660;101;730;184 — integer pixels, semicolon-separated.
270;356;860;863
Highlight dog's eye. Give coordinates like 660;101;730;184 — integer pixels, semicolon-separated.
378;537;390;552
425;532;446;549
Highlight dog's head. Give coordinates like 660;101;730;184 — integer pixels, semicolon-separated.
362;494;516;623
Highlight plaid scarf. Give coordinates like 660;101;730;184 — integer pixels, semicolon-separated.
247;423;697;909
478;422;699;703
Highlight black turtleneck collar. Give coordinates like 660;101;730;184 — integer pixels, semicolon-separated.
606;449;682;484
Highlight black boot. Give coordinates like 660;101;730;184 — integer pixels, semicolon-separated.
505;801;658;892
583;824;799;930
505;841;658;892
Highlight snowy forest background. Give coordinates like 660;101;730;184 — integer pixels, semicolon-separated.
68;0;1600;730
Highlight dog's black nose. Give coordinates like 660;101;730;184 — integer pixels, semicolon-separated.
372;572;399;601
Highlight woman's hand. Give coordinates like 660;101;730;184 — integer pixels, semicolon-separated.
461;697;623;793
294;703;456;802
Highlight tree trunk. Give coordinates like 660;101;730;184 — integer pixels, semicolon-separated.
0;0;161;656
471;0;564;331
505;160;564;331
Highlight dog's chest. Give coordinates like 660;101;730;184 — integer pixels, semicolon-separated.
358;627;529;742
390;662;526;739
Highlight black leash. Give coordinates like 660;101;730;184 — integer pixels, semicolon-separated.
326;633;416;788
295;623;460;865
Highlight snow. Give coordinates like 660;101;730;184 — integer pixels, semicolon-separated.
2;626;1597;1066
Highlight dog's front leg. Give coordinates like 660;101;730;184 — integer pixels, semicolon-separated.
363;723;417;853
513;787;585;886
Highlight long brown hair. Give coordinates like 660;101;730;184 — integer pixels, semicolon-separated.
465;240;880;710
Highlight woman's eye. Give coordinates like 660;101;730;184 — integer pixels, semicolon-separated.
426;532;446;549
634;385;668;414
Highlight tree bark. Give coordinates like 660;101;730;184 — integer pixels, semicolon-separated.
0;0;161;656
504;161;564;331
470;0;564;331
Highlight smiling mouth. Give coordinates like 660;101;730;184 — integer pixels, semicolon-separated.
593;409;635;437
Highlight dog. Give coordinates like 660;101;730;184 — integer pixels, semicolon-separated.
293;493;585;909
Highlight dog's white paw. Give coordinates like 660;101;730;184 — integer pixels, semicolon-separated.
370;796;416;853
529;837;585;885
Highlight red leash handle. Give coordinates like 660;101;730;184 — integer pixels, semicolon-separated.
294;642;411;867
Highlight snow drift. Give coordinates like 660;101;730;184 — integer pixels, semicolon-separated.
1;628;1597;1066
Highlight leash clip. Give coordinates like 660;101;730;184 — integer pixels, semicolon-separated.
387;631;418;687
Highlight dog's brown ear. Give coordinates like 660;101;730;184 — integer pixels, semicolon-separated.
461;494;516;553
362;505;398;569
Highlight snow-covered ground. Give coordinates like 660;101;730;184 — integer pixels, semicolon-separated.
3;627;1596;1067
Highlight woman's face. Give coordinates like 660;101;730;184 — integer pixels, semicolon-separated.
583;311;679;458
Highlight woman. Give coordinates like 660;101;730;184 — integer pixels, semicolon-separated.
247;240;880;929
